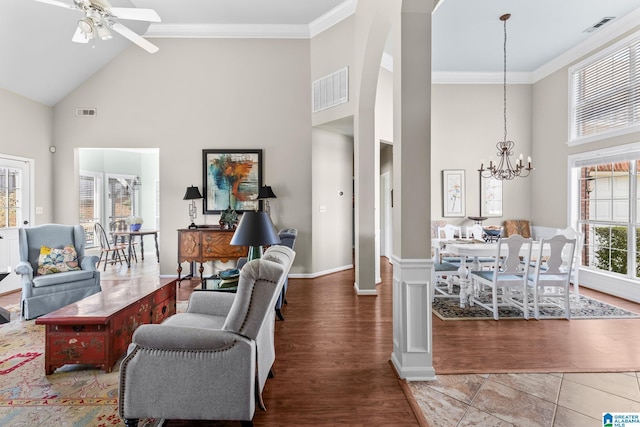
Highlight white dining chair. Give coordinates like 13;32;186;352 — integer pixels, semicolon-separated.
438;224;461;240
437;224;463;265
469;234;532;320
431;259;462;302
526;234;576;320
555;226;582;296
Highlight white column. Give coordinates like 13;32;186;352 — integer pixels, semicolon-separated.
391;0;435;380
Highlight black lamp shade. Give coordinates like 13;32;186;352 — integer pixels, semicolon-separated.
230;211;281;246
183;186;203;200
257;185;277;199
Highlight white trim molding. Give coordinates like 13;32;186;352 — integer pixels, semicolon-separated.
390;255;437;381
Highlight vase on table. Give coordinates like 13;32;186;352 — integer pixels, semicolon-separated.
130;224;142;232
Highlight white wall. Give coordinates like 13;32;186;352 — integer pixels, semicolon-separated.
52;38;312;275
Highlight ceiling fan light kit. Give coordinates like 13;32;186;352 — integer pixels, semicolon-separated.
34;0;161;53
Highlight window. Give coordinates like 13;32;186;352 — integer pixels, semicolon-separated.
570;33;640;143
79;172;102;247
0;166;22;229
106;174;138;228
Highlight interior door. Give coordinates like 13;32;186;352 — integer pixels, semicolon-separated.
0;155;32;294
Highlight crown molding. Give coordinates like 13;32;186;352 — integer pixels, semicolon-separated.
145;23;310;39
309;0;357;37
532;6;640;82
432;71;533;84
145;0;357;40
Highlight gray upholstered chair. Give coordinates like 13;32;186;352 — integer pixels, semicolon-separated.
119;245;295;427
15;224;101;320
236;228;297;321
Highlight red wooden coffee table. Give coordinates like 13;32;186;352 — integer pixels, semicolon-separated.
36;277;177;374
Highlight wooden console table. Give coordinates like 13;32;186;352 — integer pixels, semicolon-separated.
36;277;176;374
177;227;248;282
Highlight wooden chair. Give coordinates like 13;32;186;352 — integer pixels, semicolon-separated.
526;234;576;320
95;223;128;271
469;234;532;320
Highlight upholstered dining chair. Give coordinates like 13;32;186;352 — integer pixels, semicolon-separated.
503;220;532;238
526;234;576;320
469;234;532;320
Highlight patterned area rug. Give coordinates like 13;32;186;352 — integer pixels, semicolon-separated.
432;284;640;320
0;317;163;426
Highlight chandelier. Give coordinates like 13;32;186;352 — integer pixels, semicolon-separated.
479;13;533;180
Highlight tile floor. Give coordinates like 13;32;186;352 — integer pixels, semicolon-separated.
409;372;640;426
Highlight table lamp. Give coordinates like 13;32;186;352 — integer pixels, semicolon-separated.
183;186;203;229
230;211;281;261
257;185;277;215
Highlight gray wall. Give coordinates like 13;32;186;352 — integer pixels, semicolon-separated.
431;84;532;228
0;88;53;224
52;38;312;275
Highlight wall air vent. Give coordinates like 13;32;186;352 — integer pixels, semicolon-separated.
312;67;348;113
583;17;615;33
76;108;97;117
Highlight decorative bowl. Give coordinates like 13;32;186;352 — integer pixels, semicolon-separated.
483;227;502;237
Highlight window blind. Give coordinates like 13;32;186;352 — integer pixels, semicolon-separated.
571;36;640;141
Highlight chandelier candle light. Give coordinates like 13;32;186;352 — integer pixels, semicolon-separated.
479;13;534;181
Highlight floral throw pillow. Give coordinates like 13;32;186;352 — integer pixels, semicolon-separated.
37;245;81;275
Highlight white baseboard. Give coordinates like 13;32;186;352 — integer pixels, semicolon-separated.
289;264;353;279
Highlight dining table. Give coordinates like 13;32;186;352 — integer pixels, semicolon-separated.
112;229;160;266
432;238;544;307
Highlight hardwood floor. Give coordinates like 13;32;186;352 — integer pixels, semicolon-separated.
3;253;640;425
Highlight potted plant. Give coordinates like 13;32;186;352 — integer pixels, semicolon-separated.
126;216;144;231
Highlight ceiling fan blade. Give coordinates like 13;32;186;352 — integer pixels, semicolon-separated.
109;7;161;23
72;26;91;43
33;0;76;10
110;21;159;53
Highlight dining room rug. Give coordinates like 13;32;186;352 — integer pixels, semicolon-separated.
0;317;164;426
432;284;640;320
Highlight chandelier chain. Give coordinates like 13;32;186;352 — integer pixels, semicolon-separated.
503;16;508;144
478;13;533;181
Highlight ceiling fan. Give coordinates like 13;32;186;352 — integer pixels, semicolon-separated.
33;0;161;53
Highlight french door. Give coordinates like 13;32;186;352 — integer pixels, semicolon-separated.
0;155;32;293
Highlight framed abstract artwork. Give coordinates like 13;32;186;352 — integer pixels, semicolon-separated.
203;149;262;214
442;170;465;217
480;175;503;217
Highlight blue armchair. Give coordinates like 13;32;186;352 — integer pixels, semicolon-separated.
15;224;101;320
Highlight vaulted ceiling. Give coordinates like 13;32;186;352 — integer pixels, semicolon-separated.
3;0;640;106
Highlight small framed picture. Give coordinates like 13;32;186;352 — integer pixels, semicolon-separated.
442;170;465;217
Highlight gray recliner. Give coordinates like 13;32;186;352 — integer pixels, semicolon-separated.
236;228;297;321
15;224;101;320
119;245;295;426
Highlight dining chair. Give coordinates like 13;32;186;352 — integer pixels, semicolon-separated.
555;226;582;295
469;234;532;320
437;224;463;265
432;258;462;302
437;224;461;240
465;224;484;240
526;234;576;320
95;223;129;271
